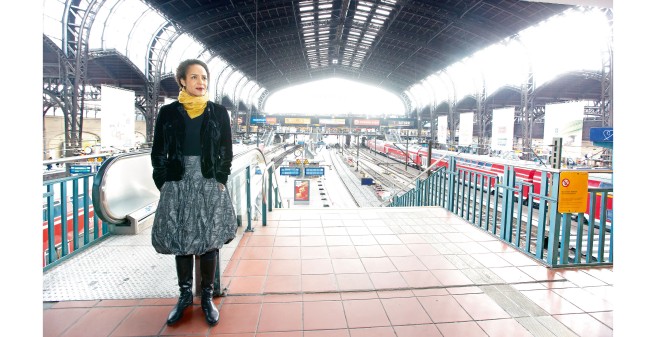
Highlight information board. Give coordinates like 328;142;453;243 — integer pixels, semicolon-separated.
70;165;92;174
280;167;301;176
304;167;325;176
557;171;589;213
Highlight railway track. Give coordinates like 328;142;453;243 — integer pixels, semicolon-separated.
341;146;423;200
326;147;383;207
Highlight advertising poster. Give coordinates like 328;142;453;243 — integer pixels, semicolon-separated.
101;85;135;150
491;107;515;152
458;112;474;147
294;179;310;205
437;115;448;144
543;101;585;158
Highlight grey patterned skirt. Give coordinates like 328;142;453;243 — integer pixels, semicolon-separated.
151;156;237;255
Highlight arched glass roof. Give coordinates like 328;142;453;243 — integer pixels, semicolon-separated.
43;0;260;108
43;2;610;115
404;7;611;112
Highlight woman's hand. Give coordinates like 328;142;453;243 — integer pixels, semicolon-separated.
218;182;225;191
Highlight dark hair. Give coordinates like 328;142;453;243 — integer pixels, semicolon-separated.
175;59;210;89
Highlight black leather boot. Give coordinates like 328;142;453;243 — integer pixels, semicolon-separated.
200;250;219;326
166;255;194;325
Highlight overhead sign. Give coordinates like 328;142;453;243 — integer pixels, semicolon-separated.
266;117;278;124
557;171;589;213
387;119;413;127
304;159;309;165
70;165;92;174
354;119;380;126
285;117;311;125
251;117;266;123
280;167;301;176
304;167;325;176
319;118;346;125
589;127;613;143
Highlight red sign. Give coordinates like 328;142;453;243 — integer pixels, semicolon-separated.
294;180;310;204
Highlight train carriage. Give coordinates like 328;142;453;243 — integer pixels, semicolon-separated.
364;139;612;224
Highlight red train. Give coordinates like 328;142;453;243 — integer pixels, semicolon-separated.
365;138;613;224
42;204;103;267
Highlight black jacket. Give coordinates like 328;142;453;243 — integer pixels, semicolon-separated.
151;101;233;189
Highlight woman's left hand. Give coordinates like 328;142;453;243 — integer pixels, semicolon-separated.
218;182;225;191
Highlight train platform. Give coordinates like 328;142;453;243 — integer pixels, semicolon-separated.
43;205;613;337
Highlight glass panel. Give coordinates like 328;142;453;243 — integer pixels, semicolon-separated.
43;0;66;46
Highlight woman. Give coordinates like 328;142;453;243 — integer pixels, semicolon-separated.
150;59;236;326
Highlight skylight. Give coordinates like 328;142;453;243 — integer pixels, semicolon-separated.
342;0;396;68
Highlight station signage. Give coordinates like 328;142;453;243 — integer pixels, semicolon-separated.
354;119;380;126
70;165;92;174
304;167;325;176
251;117;266;123
280;167;301;176
266;117;278;124
387;119;414;127
285;117;311;125
557;171;589;213
319;118;346;125
589;127;613;143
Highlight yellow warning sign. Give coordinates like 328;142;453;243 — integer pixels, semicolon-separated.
296;159;301;165
304;159;309;165
557;171;589;213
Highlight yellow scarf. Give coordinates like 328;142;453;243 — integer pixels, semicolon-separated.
178;90;208;119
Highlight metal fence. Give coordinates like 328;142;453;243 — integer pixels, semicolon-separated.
389;156;613;268
43;173;108;270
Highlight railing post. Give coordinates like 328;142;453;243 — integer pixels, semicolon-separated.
500;166;516;242
60;182;69;256
535;171;550;259
83;177;90;244
546;171;561;267
46;185;56;265
268;166;273;212
245;166;253;232
72;180;79;250
262;167;267;227
447;156;456;212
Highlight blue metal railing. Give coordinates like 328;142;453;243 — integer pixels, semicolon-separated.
389;156;613;268
43;148;284;271
43;173;109;271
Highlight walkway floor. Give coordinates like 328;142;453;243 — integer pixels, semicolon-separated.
43;207;613;337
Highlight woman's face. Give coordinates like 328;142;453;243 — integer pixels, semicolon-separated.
180;64;208;97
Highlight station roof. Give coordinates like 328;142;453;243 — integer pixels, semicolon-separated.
43;1;610;112
143;0;573;96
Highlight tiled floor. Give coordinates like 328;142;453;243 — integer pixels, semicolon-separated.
43;207;613;337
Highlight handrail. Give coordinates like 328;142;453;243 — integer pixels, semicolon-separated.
382;149;460;206
92;150;155;224
92;146;284;226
